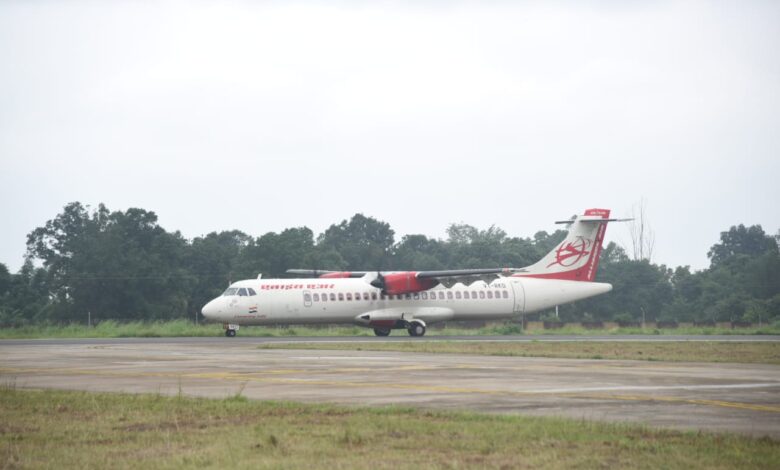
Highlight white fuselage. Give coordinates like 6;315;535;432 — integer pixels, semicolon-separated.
201;276;612;327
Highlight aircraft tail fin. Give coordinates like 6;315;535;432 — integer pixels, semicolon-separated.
512;208;623;282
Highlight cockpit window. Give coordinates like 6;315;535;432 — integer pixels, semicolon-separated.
222;288;239;296
238;288;248;296
247;288;257;296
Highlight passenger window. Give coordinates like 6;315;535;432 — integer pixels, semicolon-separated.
421;292;428;300
487;291;493;299
304;293;311;302
355;292;361;301
238;288;248;296
346;293;353;301
313;293;320;302
247;288;257;296
438;292;445;300
455;291;462;299
381;294;387;300
405;293;412;300
364;292;370;301
321;293;328;302
479;291;485;299
447;291;453;300
503;291;509;298
466;292;473;299
495;290;501;298
371;292;377;300
338;293;344;301
330;293;336;301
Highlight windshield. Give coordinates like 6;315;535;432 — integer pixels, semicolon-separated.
222;288;239;296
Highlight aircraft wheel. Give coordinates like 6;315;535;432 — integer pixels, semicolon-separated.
373;328;391;337
225;329;237;337
408;322;426;337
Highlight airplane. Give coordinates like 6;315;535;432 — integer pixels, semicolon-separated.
201;208;625;337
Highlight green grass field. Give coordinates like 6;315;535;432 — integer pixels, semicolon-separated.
1;388;778;469
1;319;778;339
259;341;780;364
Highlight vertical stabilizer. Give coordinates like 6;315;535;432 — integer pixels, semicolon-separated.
513;208;612;282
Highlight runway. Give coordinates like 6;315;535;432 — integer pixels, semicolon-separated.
3;334;779;346
1;337;779;438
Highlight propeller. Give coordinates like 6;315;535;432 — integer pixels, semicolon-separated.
370;271;386;293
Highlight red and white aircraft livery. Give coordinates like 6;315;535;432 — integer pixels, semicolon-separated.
202;208;624;337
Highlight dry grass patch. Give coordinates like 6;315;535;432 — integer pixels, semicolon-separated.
1;388;779;469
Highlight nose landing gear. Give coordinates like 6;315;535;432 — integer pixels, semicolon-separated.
223;323;240;337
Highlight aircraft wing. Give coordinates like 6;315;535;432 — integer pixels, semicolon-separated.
287;267;514;287
414;268;514;287
285;269;367;278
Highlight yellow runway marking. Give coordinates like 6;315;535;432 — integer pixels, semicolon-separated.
2;366;779;414
569;392;780;413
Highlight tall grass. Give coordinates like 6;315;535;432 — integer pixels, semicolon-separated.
0;320;777;339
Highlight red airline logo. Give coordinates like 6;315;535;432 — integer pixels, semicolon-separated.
547;237;592;268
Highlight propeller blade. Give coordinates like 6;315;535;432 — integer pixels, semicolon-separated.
369;272;385;291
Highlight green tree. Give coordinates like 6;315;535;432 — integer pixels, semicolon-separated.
26;202;190;322
0;260;51;326
184;230;252;319
701;224;780;321
0;263;10;297
392;234;446;271
707;224;778;267
317;214;394;270
238;227;318;278
568;243;673;322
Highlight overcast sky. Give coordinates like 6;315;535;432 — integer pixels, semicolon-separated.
1;0;778;273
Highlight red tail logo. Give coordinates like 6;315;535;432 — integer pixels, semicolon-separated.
547;237;592;268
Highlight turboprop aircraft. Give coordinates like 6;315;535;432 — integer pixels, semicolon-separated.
201;208;624;337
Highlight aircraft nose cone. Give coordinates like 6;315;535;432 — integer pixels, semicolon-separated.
201;299;220;320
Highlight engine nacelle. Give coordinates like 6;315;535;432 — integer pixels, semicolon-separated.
381;272;437;295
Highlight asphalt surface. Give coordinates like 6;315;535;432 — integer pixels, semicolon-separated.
1;337;779;438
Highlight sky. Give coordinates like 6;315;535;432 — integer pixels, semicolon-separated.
1;0;778;273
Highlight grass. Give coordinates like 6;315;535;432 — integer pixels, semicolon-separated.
1;387;778;469
528;325;780;336
0;320;374;339
0;320;778;339
259;341;780;364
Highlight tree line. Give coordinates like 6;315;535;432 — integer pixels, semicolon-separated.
0;202;778;326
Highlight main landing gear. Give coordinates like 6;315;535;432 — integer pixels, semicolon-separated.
407;321;426;337
372;320;427;337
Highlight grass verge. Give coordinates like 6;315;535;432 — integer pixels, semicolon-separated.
258;341;780;364
1;387;778;469
0;320;779;339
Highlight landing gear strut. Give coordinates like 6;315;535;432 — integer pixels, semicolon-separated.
407;321;426;337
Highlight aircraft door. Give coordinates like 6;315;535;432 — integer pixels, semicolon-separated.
303;290;312;308
510;280;525;314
